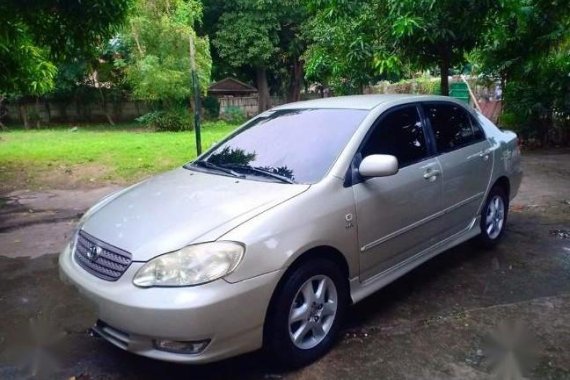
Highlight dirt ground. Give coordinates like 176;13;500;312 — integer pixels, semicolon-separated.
0;150;569;379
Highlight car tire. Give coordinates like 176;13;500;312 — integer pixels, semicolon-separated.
264;258;348;368
477;186;509;249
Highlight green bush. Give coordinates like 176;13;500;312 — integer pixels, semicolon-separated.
220;106;247;124
136;109;194;132
202;96;220;119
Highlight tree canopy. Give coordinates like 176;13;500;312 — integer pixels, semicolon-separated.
476;0;570;143
2;0;568;143
207;0;306;111
0;0;132;97
122;0;212;104
305;0;498;95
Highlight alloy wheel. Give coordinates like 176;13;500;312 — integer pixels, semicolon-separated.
288;275;338;350
486;195;505;240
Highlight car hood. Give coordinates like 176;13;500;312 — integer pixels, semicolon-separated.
82;167;309;261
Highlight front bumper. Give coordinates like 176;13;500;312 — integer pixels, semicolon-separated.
59;244;283;363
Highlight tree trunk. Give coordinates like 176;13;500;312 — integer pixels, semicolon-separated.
439;56;450;96
19;103;29;129
35;97;41;128
99;88;115;126
256;67;271;113
0;96;7;129
287;60;304;102
44;98;51;123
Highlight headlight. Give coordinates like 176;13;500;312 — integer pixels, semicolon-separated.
133;242;245;287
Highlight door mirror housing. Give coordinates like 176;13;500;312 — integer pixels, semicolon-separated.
358;154;399;178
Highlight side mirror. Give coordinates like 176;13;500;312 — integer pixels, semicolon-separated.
358;154;399;178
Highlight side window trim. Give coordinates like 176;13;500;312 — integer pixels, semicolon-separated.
344;103;432;187
468;112;487;142
417;103;438;157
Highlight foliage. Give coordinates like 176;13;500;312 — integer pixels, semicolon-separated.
370;76;440;95
207;0;307;109
305;0;497;95
0;27;57;97
122;0;212;105
220;106;247;124
202;96;221;119
304;0;385;94
210;0;279;111
499;45;570;143
136;109;194;132
213;3;280;68
475;0;570;144
383;0;497;95
0;0;132;97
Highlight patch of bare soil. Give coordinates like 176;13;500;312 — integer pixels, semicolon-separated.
0;163;126;196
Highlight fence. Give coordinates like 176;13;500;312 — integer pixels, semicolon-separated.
218;96;286;117
4;100;150;125
4;96;290;125
3;83;503;125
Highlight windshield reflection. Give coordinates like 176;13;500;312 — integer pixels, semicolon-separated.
195;108;368;184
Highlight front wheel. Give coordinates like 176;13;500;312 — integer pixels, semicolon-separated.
264;258;348;368
477;186;509;248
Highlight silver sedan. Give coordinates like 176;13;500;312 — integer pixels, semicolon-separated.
59;94;522;367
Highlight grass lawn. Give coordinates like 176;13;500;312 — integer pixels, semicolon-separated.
0;121;239;192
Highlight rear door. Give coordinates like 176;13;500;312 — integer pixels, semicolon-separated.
422;102;493;237
353;104;444;280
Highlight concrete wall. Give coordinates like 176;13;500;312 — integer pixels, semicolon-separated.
5;100;150;124
5;96;290;124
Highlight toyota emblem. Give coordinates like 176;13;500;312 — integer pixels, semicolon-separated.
87;245;103;261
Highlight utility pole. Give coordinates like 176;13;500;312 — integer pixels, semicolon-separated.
189;33;202;155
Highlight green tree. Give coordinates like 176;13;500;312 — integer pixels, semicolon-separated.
208;0;307;111
46;39;131;126
304;0;385;94
383;0;497;96
123;0;212;107
0;0;132;99
476;0;570;144
212;1;279;111
305;0;497;95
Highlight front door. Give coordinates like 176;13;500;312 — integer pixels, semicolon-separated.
353;105;444;281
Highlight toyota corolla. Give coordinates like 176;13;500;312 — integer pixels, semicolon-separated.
59;95;522;367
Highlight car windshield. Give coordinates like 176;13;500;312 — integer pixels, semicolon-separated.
192;108;368;184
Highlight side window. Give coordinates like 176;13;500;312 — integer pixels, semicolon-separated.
470;115;486;141
423;103;480;153
361;105;428;168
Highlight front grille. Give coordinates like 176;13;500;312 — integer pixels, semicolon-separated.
74;230;132;281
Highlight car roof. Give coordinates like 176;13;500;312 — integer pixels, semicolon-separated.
272;94;466;111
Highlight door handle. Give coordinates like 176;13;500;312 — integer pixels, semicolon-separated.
479;149;491;161
423;168;441;181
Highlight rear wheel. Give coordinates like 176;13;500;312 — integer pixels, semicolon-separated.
477;186;508;248
264;258;348;368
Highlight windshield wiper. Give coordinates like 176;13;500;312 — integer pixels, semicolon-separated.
188;160;244;178
224;164;295;184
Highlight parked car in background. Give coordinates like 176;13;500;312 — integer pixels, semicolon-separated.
60;95;522;367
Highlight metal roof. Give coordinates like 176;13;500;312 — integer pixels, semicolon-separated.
208;77;257;94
